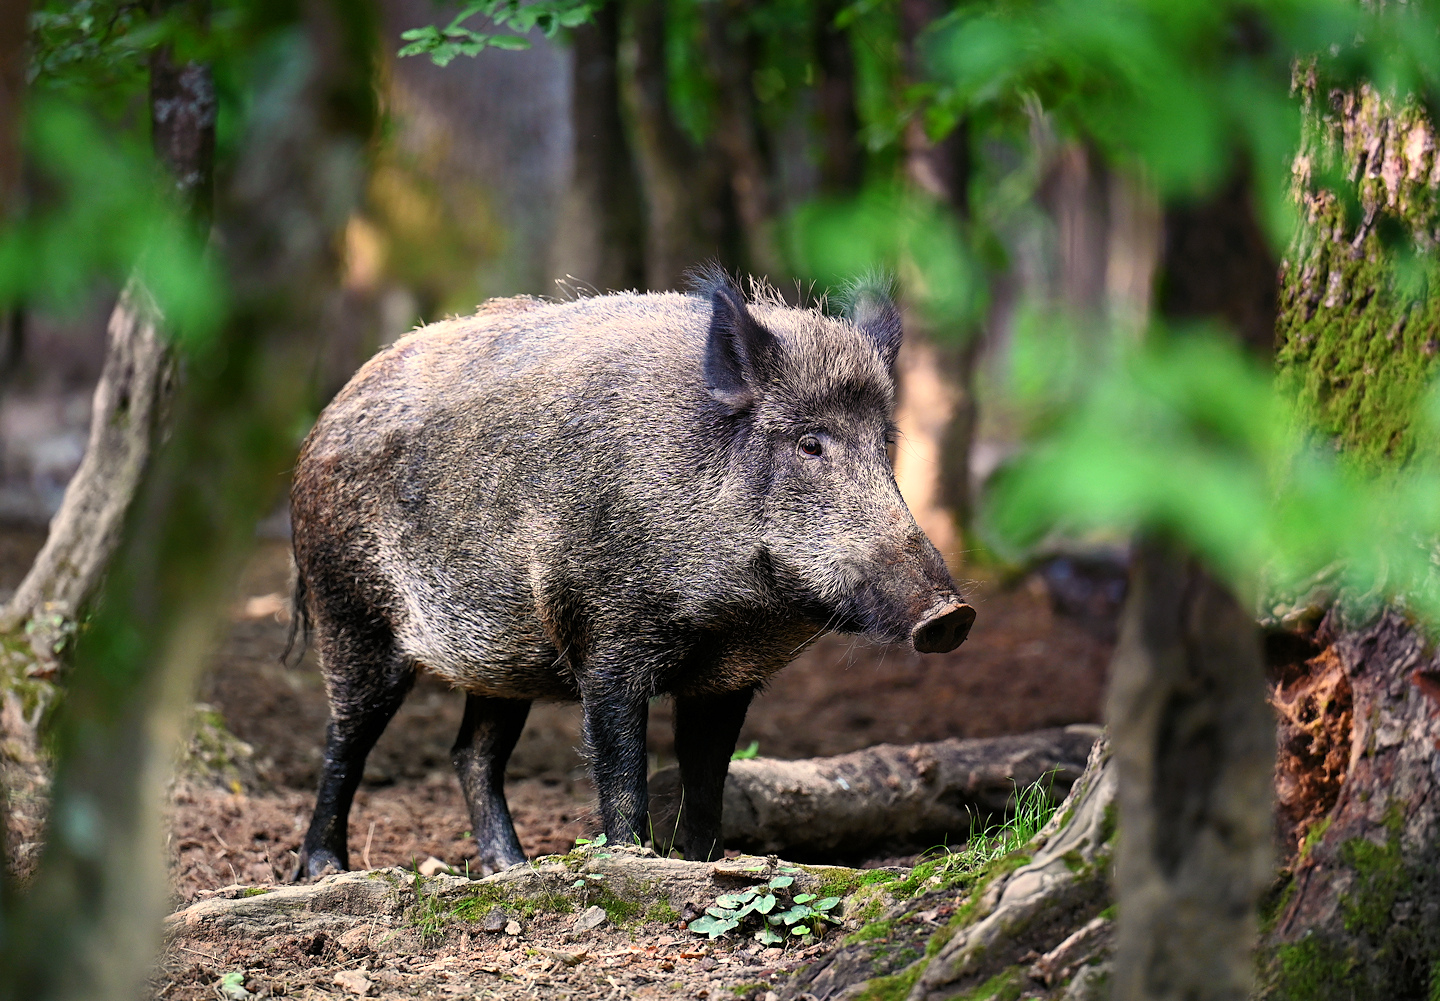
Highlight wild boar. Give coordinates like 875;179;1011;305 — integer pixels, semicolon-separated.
290;272;974;878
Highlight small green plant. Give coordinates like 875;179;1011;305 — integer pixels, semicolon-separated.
688;869;842;944
731;741;760;760
904;771;1061;895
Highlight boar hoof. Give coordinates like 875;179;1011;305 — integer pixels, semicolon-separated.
295;850;346;882
911;602;976;653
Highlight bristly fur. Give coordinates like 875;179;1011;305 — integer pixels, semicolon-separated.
287;274;966;880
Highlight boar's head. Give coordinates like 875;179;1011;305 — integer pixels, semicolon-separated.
698;272;974;654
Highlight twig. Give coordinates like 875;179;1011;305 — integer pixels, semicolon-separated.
363;820;376;871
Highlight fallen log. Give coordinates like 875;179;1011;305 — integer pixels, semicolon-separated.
648;725;1101;860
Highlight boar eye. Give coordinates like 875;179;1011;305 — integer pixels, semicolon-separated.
798;435;823;458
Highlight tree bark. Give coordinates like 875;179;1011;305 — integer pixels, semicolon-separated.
551;3;646;293
1107;540;1275;1001
1259;614;1440;997
623;0;736;290
0;3;377;999
0;289;171;655
0;27;217;658
648;726;1100;861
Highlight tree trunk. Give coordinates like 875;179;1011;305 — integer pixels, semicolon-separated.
1258;82;1440;999
703;0;781;279
623;0;736;290
0;290;171;657
813;0;861;197
0;28;217;660
551;3;646;293
648;726;1100;861
1107;540;1275;1001
1259;610;1440;998
0;3;377;999
897;0;981;544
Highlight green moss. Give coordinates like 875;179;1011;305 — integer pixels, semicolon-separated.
1301;817;1334;858
844;918;895;946
1278;196;1440;473
1268;935;1357;1001
860;870;899;886
593;887;642;926
1259;871;1296;936
240;887;270;897
855;958;927;1001
1100;803;1118;846
1339;822;1405;937
953;966;1025;1001
644;899;679;924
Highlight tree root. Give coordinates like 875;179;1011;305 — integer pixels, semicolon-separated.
782;736;1116;1001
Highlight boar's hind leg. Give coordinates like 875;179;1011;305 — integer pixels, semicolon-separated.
452;695;531;873
295;645;416;880
673;687;755;862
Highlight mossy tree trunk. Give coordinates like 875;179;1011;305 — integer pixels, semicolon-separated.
1260;611;1440;999
1258;86;1440;1001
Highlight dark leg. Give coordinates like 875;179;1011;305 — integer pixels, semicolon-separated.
295;642;415;880
452;694;532;873
673;687;755;862
581;681;651;847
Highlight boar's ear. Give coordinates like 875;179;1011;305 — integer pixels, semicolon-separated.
843;275;903;371
700;274;779;411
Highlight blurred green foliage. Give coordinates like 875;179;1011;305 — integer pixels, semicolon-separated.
398;0;599;64
0;99;222;343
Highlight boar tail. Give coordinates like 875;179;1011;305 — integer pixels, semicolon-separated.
282;563;311;668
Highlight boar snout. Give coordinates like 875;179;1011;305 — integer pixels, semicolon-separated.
910;601;976;653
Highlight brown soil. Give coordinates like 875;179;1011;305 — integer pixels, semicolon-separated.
158;880;846;1001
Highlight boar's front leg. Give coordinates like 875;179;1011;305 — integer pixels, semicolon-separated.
452;694;531;873
580;668;652;848
673;687;755;862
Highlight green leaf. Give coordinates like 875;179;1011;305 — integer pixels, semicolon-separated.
572;878;585;888
768;875;794;889
731;740;760;760
791;925;811;936
755;927;784;945
813;897;842;912
778;906;809;924
487;35;531;50
755;893;777;914
689;915;738;939
794;893;816;904
706;906;739;920
716;890;756;908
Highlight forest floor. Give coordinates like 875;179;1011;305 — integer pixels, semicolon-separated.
0;525;1115;1000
